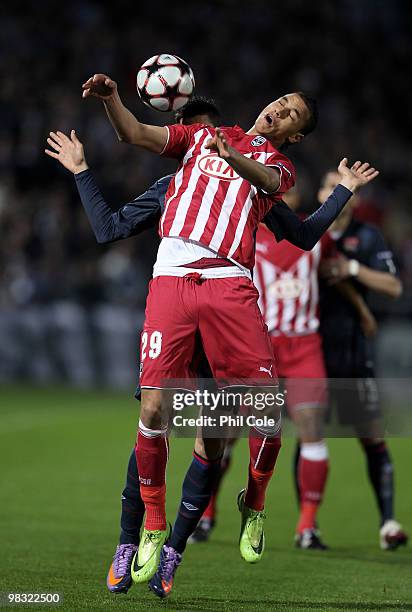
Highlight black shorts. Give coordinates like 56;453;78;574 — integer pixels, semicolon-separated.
323;334;381;429
329;371;381;428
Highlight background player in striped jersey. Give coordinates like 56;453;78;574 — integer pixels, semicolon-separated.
80;72;317;595
46;110;379;592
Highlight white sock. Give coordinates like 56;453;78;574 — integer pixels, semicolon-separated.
301;440;328;462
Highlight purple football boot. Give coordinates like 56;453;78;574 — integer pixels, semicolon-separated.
148;545;182;598
106;543;138;593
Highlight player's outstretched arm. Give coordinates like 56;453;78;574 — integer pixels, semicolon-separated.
205;128;281;192
45;130;164;243
82;74;167;152
264;158;379;250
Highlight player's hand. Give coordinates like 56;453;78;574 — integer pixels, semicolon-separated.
338;158;379;193
45;130;88;174
205;128;233;159
360;307;378;338
82;74;117;99
320;254;351;284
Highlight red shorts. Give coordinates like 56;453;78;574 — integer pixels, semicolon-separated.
271;333;327;411
139;275;277;389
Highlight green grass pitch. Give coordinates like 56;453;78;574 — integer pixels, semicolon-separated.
0;386;411;611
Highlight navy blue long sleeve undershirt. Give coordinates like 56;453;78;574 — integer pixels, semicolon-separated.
262;184;353;250
74;170;172;243
74;169;353;250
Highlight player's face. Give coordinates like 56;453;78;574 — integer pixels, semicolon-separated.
254;93;310;145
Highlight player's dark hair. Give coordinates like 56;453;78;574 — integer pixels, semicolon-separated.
175;96;221;126
297;91;318;136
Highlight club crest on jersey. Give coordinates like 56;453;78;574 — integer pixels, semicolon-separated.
198;154;240;181
251;136;266;146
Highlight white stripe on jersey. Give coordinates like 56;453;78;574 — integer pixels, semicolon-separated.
228;185;257;258
259;258;279;332
208;178;246;253
189;176;221;242
307;244;320;332
279;273;296;333
294;252;311;334
160;129;210;233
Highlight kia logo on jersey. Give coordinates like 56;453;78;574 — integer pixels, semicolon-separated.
268;278;306;300
198;154;240;181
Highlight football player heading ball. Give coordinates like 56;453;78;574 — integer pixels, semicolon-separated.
45;95;379;592
77;69;378;599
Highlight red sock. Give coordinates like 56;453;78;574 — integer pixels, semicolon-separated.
135;424;169;531
297;501;319;533
202;492;217;521
245;430;281;511
297;444;329;533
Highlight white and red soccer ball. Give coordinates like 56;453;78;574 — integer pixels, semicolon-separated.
136;53;195;112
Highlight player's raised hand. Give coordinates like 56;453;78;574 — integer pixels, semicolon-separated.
45;130;88;174
82;74;117;99
205;128;232;159
338;158;379;192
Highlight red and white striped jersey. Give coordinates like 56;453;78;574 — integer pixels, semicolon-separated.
160;123;295;270
254;224;323;336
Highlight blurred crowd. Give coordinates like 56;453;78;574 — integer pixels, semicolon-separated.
1;0;411;315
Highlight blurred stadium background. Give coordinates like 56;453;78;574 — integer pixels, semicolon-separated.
1;0;412;387
1;2;412;609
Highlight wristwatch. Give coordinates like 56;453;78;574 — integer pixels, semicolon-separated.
348;259;360;277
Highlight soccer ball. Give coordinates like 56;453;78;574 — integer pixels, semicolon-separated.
136;54;195;112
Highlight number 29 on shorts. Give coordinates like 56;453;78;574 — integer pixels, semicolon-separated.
141;330;163;360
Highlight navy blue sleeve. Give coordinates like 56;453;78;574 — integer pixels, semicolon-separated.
263;184;353;250
362;226;398;275
74;170;172;244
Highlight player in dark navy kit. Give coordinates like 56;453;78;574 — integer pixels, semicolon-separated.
46;100;379;593
317;169;408;550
